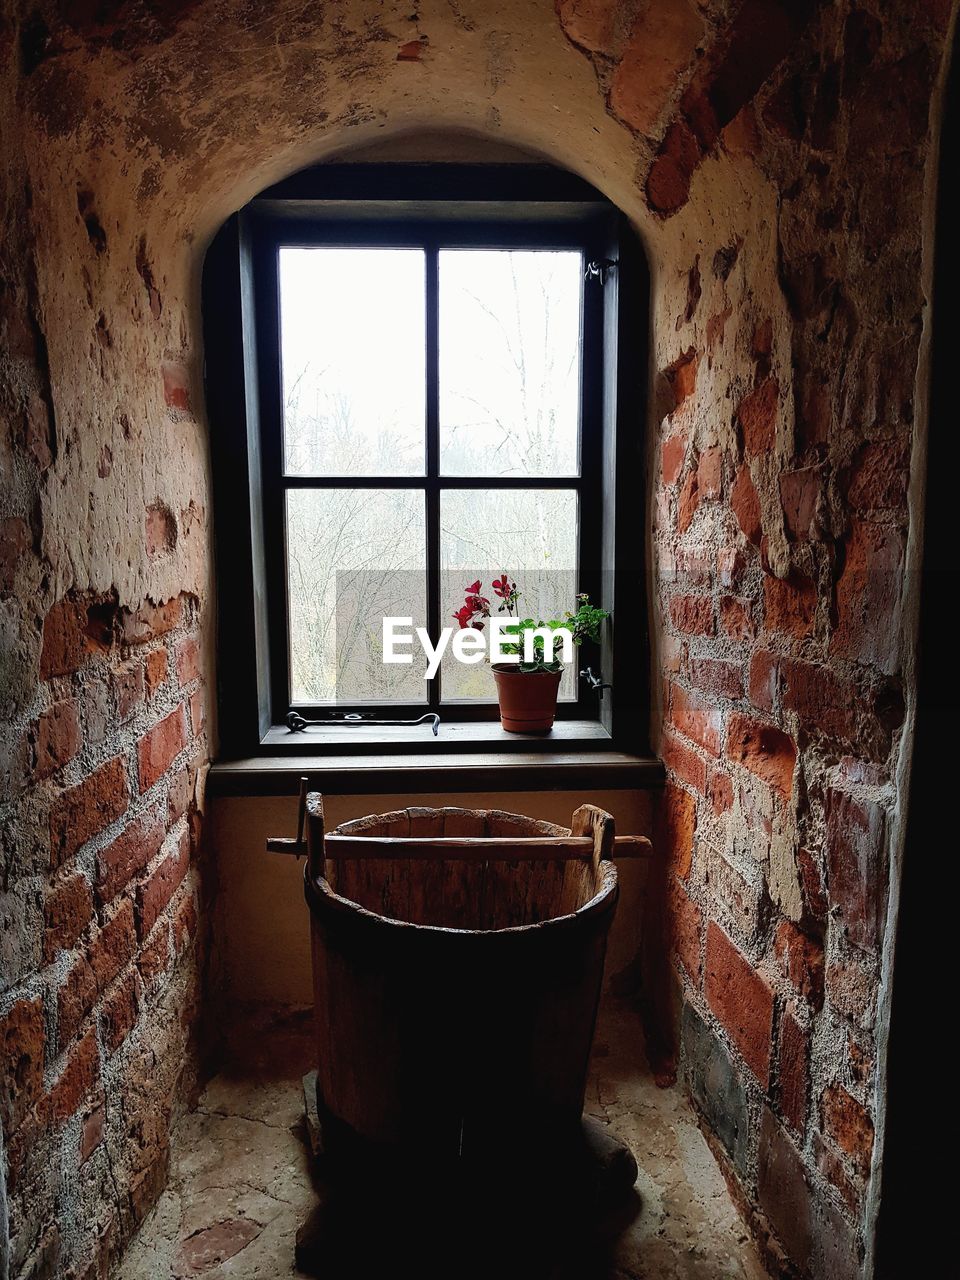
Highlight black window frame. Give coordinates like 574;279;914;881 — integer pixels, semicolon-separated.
204;164;649;759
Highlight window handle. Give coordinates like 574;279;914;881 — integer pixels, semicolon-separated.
286;711;440;737
580;667;613;699
584;258;618;285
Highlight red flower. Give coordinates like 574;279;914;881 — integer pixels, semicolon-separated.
452;605;473;629
465;593;490;613
492;573;514;599
465;580;481;595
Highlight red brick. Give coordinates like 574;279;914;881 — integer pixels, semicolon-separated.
670;594;714;635
677;468;700;533
97;810;166;904
47;1029;100;1124
136;841;189;939
662;729;708;793
118;596;182;646
90;899;137;991
719;595;755;640
657;781;697;880
137;706;187;792
779;466;820;541
175;635;200;685
161;360;191;411
833;521;904;674
731;464;762;545
49;757;129;866
647;121;700;215
763;574;817;638
697;446;723;499
847;438;910;515
554;0;616;56
114;659;145;721
1;997;45;1130
138;929;170;984
736;377;778;456
688;656;743;699
44;873;94;962
748;650;778;712
101;972;139;1054
189;689;204;738
661;432;686;486
820;1084;874;1176
144;647;168;695
663;347;698;408
670;683;722;755
40;596;113;678
781;658;857;742
670;882;702;981
80;1098;105;1162
779;1005;808;1133
825;787;888;951
774;920;825;1008
726;713;796;802
26;698;81;782
57;956;97;1046
0;516;31;590
708;767;733;815
609;3;705;133
705;922;774;1085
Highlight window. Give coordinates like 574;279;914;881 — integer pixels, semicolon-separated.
204;165;648;756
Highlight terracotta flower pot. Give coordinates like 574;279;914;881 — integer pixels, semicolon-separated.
492;664;562;733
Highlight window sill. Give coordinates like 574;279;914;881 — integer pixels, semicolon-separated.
208;720;664;795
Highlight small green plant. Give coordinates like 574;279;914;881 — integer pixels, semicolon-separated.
453;577;609;673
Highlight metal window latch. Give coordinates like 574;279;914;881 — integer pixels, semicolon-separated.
267;776;309;856
580;667;613;699
286;711;440;737
584;258;618;285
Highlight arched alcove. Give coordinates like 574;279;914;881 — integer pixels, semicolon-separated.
1;5;953;1279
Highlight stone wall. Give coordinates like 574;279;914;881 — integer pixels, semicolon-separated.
0;2;953;1278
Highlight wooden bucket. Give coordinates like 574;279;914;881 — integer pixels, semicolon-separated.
302;794;649;1167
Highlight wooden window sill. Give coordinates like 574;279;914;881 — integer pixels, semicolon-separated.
209;722;663;796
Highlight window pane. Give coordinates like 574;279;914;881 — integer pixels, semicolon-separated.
279;248;425;476
440;489;578;702
286;489;426;704
439;250;581;477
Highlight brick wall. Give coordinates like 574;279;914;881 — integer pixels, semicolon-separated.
1;591;206;1279
556;3;949;1277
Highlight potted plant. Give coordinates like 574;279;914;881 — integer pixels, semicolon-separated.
453;575;609;732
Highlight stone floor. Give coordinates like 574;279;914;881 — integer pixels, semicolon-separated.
115;1006;769;1280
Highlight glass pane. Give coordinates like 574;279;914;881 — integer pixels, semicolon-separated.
439;250;582;477
440;489;578;702
286;489;426;704
279;248;425;476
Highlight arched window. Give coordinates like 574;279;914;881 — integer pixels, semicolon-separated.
204;161;649;768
